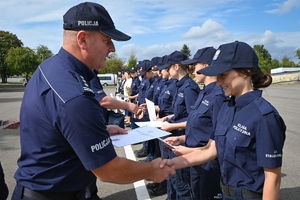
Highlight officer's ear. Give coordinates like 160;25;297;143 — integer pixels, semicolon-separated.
77;30;88;50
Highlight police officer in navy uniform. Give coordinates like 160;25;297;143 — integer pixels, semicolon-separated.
159;51;201;200
11;3;175;200
165;47;226;200
160;41;286;200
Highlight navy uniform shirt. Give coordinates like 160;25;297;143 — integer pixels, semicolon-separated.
137;77;150;105
152;76;163;105
186;82;226;147
145;76;159;102
130;76;141;97
15;48;117;192
170;75;200;123
212;90;286;193
158;79;176;118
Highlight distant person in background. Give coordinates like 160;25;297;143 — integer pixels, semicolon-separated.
0;118;19;200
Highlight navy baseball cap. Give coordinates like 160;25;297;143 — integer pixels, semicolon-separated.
160;51;188;70
139;60;151;76
63;2;131;41
154;55;169;71
181;47;216;65
198;41;258;76
129;67;136;73
150;56;160;67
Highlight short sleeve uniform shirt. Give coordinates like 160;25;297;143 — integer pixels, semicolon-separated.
14;48;117;192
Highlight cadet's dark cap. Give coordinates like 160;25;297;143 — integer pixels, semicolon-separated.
139;60;151;76
154;55;168;71
150;56;160;67
182;47;216;65
129;67;136;73
160;51;188;70
198;41;259;76
63;2;131;41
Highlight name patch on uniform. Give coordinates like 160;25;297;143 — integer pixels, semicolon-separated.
178;92;184;98
165;90;170;95
232;123;250;136
91;138;111;152
97;90;105;94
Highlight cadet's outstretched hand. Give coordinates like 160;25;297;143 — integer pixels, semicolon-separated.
159;159;176;170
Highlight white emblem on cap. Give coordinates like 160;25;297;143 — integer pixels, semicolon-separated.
78;21;99;26
213;49;221;60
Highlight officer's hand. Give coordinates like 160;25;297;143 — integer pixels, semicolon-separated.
3;119;20;129
147;158;176;182
106;125;128;136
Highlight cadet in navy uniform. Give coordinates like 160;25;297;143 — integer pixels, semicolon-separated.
164;47;225;200
160;41;286;200
11;3;175;200
159;51;201;200
147;55;177;197
128;66;141;129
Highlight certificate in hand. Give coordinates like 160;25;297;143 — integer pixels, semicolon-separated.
110;126;171;147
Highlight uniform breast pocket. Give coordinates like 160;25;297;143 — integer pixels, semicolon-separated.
224;129;252;165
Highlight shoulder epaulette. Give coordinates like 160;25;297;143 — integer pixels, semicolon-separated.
75;73;95;96
253;97;273;115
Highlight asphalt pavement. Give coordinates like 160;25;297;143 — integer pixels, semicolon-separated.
0;84;300;200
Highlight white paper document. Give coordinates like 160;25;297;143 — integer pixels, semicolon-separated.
145;98;156;121
110;126;171;147
135;121;166;128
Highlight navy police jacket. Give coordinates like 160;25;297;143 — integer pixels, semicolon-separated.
186;82;226;147
170;75;200;123
15;48;117;192
158;78;176;118
212;90;286;193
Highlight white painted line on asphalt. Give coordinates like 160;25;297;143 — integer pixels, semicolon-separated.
124;145;151;200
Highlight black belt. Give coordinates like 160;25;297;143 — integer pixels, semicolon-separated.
23;187;78;200
220;181;262;199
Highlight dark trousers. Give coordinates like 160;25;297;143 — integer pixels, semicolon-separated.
190;164;222;200
167;149;192;200
11;183;101;200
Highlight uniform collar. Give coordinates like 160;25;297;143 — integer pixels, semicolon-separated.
58;48;95;82
203;81;217;93
234;90;262;108
176;74;189;87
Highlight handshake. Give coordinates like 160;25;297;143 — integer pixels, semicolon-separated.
146;157;177;183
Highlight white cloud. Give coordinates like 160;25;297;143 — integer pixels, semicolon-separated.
266;0;300;14
182;19;229;40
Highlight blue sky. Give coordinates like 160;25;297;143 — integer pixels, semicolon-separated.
1;0;300;64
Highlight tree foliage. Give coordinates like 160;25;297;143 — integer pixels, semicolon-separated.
127;53;137;70
270;59;280;69
98;53;125;74
5;47;39;81
253;44;272;73
295;49;300;61
181;44;191;59
281;55;296;67
0;30;23;83
36;44;54;64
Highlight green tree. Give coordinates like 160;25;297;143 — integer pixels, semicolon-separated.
36;44;53;64
181;44;191;59
270;59;280;69
5;47;39;81
295;49;300;65
0;30;23;83
253;44;272;73
127;53;137;70
281;56;296;67
99;53;125;74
